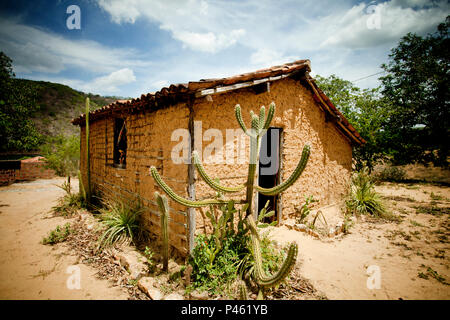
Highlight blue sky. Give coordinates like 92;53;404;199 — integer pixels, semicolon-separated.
0;0;448;98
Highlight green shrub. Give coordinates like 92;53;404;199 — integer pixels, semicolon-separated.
40;134;80;176
294;195;318;224
188;226;287;297
346;170;387;218
375;166;407;182
97;200;145;249
42;223;71;245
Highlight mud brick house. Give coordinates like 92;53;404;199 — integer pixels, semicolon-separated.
72;60;365;255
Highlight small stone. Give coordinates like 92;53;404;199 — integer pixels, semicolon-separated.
190;290;209;300
168;260;179;272
164;292;184;300
138;277;162;300
117;249;147;280
295;224;307;231
250;293;257;300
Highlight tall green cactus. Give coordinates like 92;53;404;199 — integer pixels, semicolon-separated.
85;97;91;204
150;101;310;298
155;192;169;272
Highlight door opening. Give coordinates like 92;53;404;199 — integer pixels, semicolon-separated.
257;127;282;223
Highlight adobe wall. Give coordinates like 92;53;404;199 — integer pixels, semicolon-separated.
192;78;352;230
80;105;191;255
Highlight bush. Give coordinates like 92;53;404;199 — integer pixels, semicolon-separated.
374;166;407;182
97;200;145;250
346;170;387;218
189;233;245;296
40;134;80;176
189;227;287;297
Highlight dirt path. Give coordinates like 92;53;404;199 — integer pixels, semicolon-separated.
270;182;450;300
0;178;129;300
1;178;448;300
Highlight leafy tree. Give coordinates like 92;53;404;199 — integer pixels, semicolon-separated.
40;134;80;176
380;16;449;167
315;75;390;171
0;52;43;152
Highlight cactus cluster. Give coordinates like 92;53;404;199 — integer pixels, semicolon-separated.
150;102;310;299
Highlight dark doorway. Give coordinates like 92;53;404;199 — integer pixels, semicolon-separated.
257;127;282;223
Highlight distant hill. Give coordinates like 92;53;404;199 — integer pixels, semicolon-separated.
16;79;129;137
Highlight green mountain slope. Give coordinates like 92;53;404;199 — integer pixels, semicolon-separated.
18;79;119;137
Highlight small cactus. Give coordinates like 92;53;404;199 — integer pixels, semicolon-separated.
85;97;91;204
155;192;169;272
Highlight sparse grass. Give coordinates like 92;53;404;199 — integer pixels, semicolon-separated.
423;267;448;285
413;204;448;216
410;220;425;227
42;223;71;245
430;192;448;202
52;178;85;216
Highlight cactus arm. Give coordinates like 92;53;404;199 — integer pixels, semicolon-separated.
235;104;253;137
255;144;310;196
155;192;169;272
258;106;266;133
245;132;261;216
247;216;298;289
263;102;275;130
150;166;232;207
192;151;246;193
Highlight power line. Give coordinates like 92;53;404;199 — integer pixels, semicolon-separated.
351;71;385;83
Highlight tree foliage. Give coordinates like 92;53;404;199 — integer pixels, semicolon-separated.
40;134;80;176
0;52;43;152
380;16;449;167
315;75;390;171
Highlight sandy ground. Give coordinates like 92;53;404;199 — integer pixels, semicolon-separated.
0;178;129;300
270;182;450;300
0;177;448;300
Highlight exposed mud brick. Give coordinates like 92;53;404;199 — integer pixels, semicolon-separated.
77;77;353;256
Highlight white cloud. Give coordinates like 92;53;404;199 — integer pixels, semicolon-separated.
0;17;152;74
171;29;245;53
34;68;137;95
250;48;299;68
89;68;136;92
97;0;246;53
320;1;450;49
